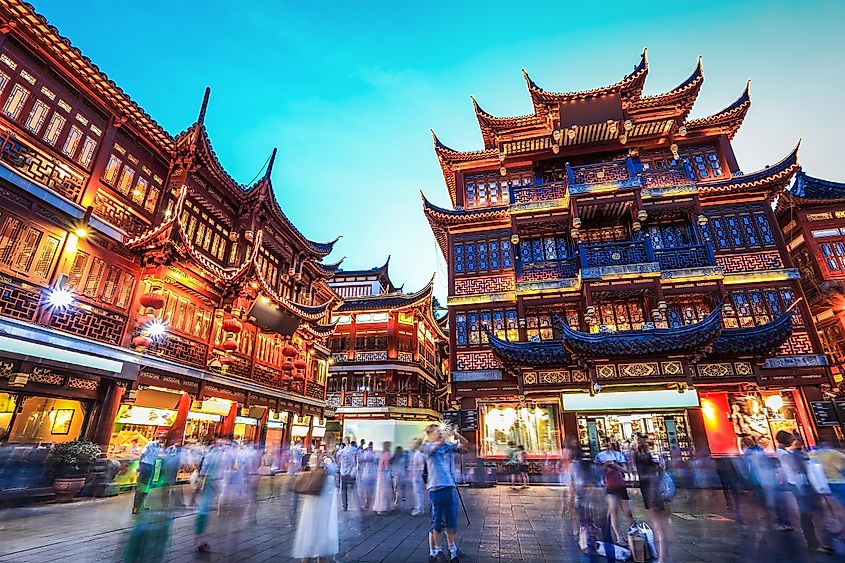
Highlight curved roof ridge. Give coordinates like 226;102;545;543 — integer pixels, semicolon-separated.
487;329;570;368
699;141;800;195
781;169;845;205
684;81;751;139
333;273;436;313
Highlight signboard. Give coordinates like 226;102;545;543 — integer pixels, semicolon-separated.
461;409;478;431
810;401;844;427
443;410;461;428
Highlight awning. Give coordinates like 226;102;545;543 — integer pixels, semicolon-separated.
0;335;122;374
136;388;183;410
562;389;700;411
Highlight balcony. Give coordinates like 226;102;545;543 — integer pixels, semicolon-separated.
568;159;641;194
510;181;568;213
579;240;659;280
516;258;580;293
654;244;716;270
639;166;696;198
0;129;87;203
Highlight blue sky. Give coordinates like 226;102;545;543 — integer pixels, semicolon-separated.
35;1;845;302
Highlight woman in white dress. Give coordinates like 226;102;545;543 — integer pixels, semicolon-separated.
371;441;393;514
292;434;339;563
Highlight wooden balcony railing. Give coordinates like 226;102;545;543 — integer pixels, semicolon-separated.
579;240;654;268
654;244;716;270
0;129;87;202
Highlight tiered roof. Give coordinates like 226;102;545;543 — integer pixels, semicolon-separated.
421;192;510;257
698;142;800;199
335;256;396;292
778;171;845;210
334;274;435;313
683;81;751;140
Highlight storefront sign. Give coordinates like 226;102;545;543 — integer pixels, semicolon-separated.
116;406;177;426
443;410;461;428
561;389;700;411
267;420;286;429
462;409;478;430
187;411;222;422
235;416;258;426
312;427;327;438
810;401;845;427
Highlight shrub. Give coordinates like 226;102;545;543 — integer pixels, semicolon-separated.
46;440;101;477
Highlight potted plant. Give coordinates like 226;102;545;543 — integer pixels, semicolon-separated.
46;440;101;502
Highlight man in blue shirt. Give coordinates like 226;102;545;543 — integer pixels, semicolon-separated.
423;423;469;563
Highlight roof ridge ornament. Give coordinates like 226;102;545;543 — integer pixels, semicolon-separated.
197;86;211;126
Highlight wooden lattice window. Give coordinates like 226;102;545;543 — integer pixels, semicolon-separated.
24;100;49;134
680;145;724;180
464;169;533;209
61;125;84;158
519;235;570;262
2;83;29;120
725;287;797;328
665;295;713;328
156;286;212;339
580;225;629;244
0;214;62;282
455;307;518;347
595;298;646;332
646;222;693;249
703;205;776;251
819;239;845;273
525;305;579;341
453;234;513;275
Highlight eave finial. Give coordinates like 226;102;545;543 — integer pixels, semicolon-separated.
198;86;211;126
522;68;536;89
265;147;278;179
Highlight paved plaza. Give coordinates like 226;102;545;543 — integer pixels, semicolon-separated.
0;478;840;562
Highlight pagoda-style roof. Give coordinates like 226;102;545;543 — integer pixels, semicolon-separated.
778;171;845;212
626;58;703;119
711;312;793;357
487;331;569;368
698;142;800;198
1;0;174;157
313;257;347;278
684;81;751;140
524;49;649;115
432;131;499;204
334;274;435;313
421;192;510;258
472;96;546;149
301;322;339;339
559;306;723;362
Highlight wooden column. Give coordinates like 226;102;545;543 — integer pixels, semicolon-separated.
165;392;191;447
89;379;124;449
686;407;710;455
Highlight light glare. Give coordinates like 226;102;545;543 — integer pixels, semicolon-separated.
47;287;74;309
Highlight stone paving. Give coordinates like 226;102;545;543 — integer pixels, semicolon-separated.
0;478;840;562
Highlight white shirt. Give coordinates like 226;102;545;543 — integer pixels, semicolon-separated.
409;450;426;474
339;446;358;477
139;441;160;466
594;449;626;466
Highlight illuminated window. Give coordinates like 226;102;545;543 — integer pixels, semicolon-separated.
61;125;84;158
666;295;712;328
456;307;517;347
144;184;160;213
12;227;42;272
66;251;90;290
24;100;49;133
580;225;629;244
115;273;135;309
595;298;646;332
703;206;775;250
525;305;579;340
0;215;24;266
116;166;135;195
819;239;845;272
42;113;66;145
0;71;9;95
32;235;60;279
726;287;797;328
464;169;532;209
454;234;512;274
82;258;106;297
2;84;29;120
78;137;97;168
131;177;148;205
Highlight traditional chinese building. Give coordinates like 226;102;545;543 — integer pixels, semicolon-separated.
777;172;845;390
423;50;831;464
0;0;338;458
325;260;448;446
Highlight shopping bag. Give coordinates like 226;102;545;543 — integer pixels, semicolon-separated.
807;461;831;495
290;468;326;495
595;541;632;560
578;524;600;553
630;521;656;558
658;470;676;501
627;529;646;563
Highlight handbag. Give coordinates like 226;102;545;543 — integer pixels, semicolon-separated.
291;468;326;495
806;460;831;495
605;465;626;489
657;470;676;501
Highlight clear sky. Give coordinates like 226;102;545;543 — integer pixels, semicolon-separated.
34;0;845;302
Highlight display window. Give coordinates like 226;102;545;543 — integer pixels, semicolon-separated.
576;411;692;461
234;416;259;442
5;396;87;444
479;403;560;457
290;414;311;439
0;392;16;442
109;387;184;456
730;391;803;452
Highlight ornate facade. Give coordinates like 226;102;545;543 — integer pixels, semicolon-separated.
0;0;338;453
777;172;845;387
424;51;831;462
326;260;448;444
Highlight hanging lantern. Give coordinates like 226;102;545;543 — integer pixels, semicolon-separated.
282;360;295;372
132;335;151;350
282;343;297;358
670;143;680;160
294;358;307;371
572;218;582;229
637;209;648;222
697;214;708;226
222;339;238;352
293;371;305;381
222;317;243;334
510;234;520;246
551;143;560;154
281;371;293;382
499;166;507;177
552;129;562;143
139;291;164;310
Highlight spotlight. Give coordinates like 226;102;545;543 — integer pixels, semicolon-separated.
73;227;88;238
47;287;74;309
146;319;168;339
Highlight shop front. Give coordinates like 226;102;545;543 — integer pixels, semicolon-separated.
478;401;562;458
700;388;811;455
562;389;701;461
109;388;184;455
233;406;267;443
265;410;289;451
290;414;312;445
1;392;88;444
185;397;233;444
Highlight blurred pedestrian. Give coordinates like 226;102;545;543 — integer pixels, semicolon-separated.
506;441;519;489
424;424;469;563
132;435;162;515
635;435;669;563
292;434;339;562
338;437;358;511
410;439;426;516
391;445;408;511
517;445;530;488
195;438;226;553
358;441;377;509
595;438;633;547
373;441;393;514
161;444;184;509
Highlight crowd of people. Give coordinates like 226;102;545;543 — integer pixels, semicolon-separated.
118;426;845;562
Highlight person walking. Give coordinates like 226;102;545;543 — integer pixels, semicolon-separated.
292;434;339;563
776;430;833;554
132;435;162;515
635;435;670;563
358;441;377;509
595;439;633;547
506;442;519;490
517;445;530;489
409;439;426;516
372;441;394;514
338;437;358;511
423;424;469;563
391;445;408;511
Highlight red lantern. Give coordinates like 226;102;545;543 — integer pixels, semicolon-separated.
222;317;243;334
293;371;305;381
294;358;306;371
281;371;293;382
282;360;295;372
222;339;238;352
132;335;151;349
218;355;233;366
139;291;164;310
282;344;297;358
